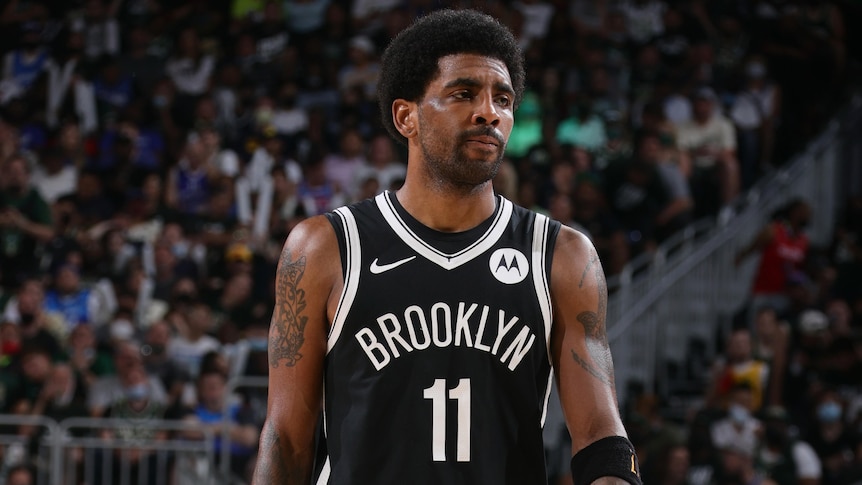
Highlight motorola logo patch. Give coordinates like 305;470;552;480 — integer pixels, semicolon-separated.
489;248;529;284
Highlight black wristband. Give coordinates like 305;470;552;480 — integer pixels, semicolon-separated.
570;436;642;485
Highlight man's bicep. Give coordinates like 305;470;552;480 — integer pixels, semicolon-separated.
260;218;338;476
267;217;336;409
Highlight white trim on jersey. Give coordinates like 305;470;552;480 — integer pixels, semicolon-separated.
531;213;555;426
315;457;331;485
328;207;363;353
531;213;553;353
375;191;514;270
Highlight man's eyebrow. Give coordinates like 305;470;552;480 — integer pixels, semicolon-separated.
443;77;515;96
443;77;482;90
494;81;516;96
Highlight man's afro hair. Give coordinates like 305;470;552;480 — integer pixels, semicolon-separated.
377;9;526;145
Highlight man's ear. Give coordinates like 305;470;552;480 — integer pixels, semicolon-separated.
392;99;416;139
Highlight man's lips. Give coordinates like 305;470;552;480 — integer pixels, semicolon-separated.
465;135;500;147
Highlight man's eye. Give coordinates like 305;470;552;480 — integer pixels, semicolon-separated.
496;96;511;107
453;91;472;99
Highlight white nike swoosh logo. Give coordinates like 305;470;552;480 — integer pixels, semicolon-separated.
369;256;416;274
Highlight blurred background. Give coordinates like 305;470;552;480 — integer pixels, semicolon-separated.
0;0;860;484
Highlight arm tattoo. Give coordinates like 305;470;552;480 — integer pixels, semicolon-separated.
570;349;611;386
578;253;598;288
253;422;291;483
269;249;309;368
573;252;615;386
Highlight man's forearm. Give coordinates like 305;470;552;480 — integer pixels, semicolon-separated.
19;219;54;242
251;420;314;485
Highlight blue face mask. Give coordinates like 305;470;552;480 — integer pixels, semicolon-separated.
729;404;750;424
817;402;842;423
248;337;269;352
126;383;149;402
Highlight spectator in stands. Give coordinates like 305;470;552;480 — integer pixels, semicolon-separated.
647;441;696;485
65;323;112;389
27;361;89;426
506;91;544;161
711;382;763;459
94;364;176;485
88;340;168;417
3;464;35;485
708;327;770;412
148;237;196;301
555;94;608;154
0;155;54;290
513;0;555;48
70;170;116;229
46;30;97;133
92;56;134;127
736;198;812;322
117;26;165;100
729;57;781;189
715;442;777;485
188;368;259;480
165;27;215;122
806;388;858;483
750;305;790;408
830;195;862;304
167;301;221;379
296;146;348;216
214;271;261;334
604;131;690;256
254;2;290;68
283;0;331;38
235;126;280;245
675;86;739;220
324;127;367;201
81;0;121;61
354;132;406;196
43;263;99;332
757;405;823;485
270;81;309;148
165;132;215;223
1;21;49;103
571;176;629;276
194;186;243;276
1;278;63;359
619;0;666;46
338;35;380;101
1;344;55;414
31;147;77;205
141;320;189;408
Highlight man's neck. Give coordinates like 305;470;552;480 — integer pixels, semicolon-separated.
394;181;497;233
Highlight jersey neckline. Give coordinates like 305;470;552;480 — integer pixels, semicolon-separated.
376;191;513;270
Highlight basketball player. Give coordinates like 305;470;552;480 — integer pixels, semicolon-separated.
252;9;641;485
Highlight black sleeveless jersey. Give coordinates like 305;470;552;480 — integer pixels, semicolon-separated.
319;191;561;485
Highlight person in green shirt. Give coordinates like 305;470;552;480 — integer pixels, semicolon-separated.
0;155;54;290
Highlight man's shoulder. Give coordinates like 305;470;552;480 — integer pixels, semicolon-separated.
710;114;735;130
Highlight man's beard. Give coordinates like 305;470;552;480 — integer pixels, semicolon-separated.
419;129;505;191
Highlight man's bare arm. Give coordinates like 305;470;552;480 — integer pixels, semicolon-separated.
550;227;638;484
252;216;340;485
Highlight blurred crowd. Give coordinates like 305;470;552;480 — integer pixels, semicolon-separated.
620;195;862;485
0;0;858;484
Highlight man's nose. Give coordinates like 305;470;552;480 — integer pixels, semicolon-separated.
472;94;500;127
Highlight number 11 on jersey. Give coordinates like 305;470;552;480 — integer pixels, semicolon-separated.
423;378;471;462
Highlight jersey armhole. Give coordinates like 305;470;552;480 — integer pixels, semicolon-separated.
324;212;348;281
